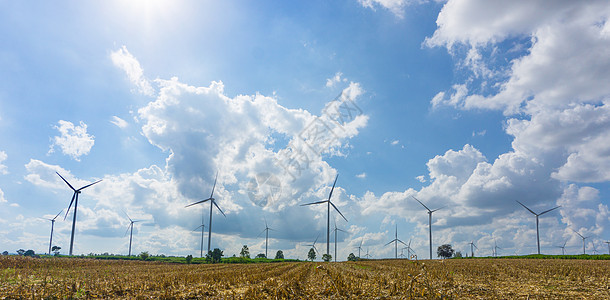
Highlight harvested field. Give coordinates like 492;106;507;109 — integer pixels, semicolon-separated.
1;256;609;299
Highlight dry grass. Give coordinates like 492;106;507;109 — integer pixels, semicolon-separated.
1;256;609;299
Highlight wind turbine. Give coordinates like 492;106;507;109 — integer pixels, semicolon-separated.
412;196;443;259
591;242;599;255
355;238;363;258
258;218;274;259
404;238;415;259
469;241;478;257
44;210;63;255
192;224;205;258
185;172;226;254
571;228;589;254
332;219;347;262
493;239;501;257
363;248;371;259
516;200;560;255
56;172;102;256
555;240;567;255
605;241;610;255
385;224;407;259
306;235;320;260
124;212;141;256
399;248;406;258
301;174;348;259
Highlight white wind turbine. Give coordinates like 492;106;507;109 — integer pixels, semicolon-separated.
185;172;226;254
571;228;589;255
516;200;560;255
385;224;407;259
301;174;348;260
412;196;444;259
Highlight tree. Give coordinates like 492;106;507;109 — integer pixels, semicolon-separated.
207;248;223;263
185;254;193;264
240;245;250;259
322;253;332;262
2;251;8;256
347;253;357;261
437;244;455;259
454;251;463;258
17;249;25;256
255;253;266;259
139;251;149;260
24;250;36;257
307;248;316;261
274;250;284;259
51;246;61;256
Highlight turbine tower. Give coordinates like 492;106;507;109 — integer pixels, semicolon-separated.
56;172;102;256
363;248;371;259
516;200;560;255
493;239;501;257
45;210;63;255
405;238;415;259
258;218;274;259
385;224;407;259
185;172;226;254
412;196;443;259
571;229;589;254
124;212;141;256
332;219;347;262
605;241;610;255
301;174;348;259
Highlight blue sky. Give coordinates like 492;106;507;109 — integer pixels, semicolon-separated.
1;0;609;259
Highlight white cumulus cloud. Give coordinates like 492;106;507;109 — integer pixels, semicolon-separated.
0;151;7;175
110;116;129;129
111;46;155;96
48;120;95;161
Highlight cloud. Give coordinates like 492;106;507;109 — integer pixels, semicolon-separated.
415;175;426;183
111;46;155;96
0;151;7;175
390;140;399;146
110;116;128;129
325;72;346;88
0;188;6;203
48;120;95;161
358;0;409;18
356;172;366;179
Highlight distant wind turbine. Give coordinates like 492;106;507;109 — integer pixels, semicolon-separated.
493;239;501;257
516;200;560;255
355;238;363;258
469;241;478;257
301;174;348;259
412;196;444;259
56;172;102;256
306;235;320;259
124;212;141;256
592;242;599;255
363;248;371;259
385;224;407;259
571;228;589;255
258;218;274;259
555;240;567;255
185;172;226;254
605;241;610;255
332;219;347;262
404;238;415;259
44;210;63;255
192;224;205;258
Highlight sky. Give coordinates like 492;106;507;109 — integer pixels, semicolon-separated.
1;0;609;260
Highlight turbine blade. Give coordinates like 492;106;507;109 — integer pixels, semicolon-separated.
124;223;132;237
328;174;339;200
412;196;431;212
313;234;319;245
185;198;212;208
52;209;63;221
192;224;204;232
539;206;561;216
300;200;328;206
330;202;348;222
385;239;396;246
398;239;408;247
431;206;446;213
123;210;132;222
64;193;76;220
571;228;585;239
210;172;218;199
212;200;226;217
56;172;76;191
516;200;537;216
78;179;102;191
